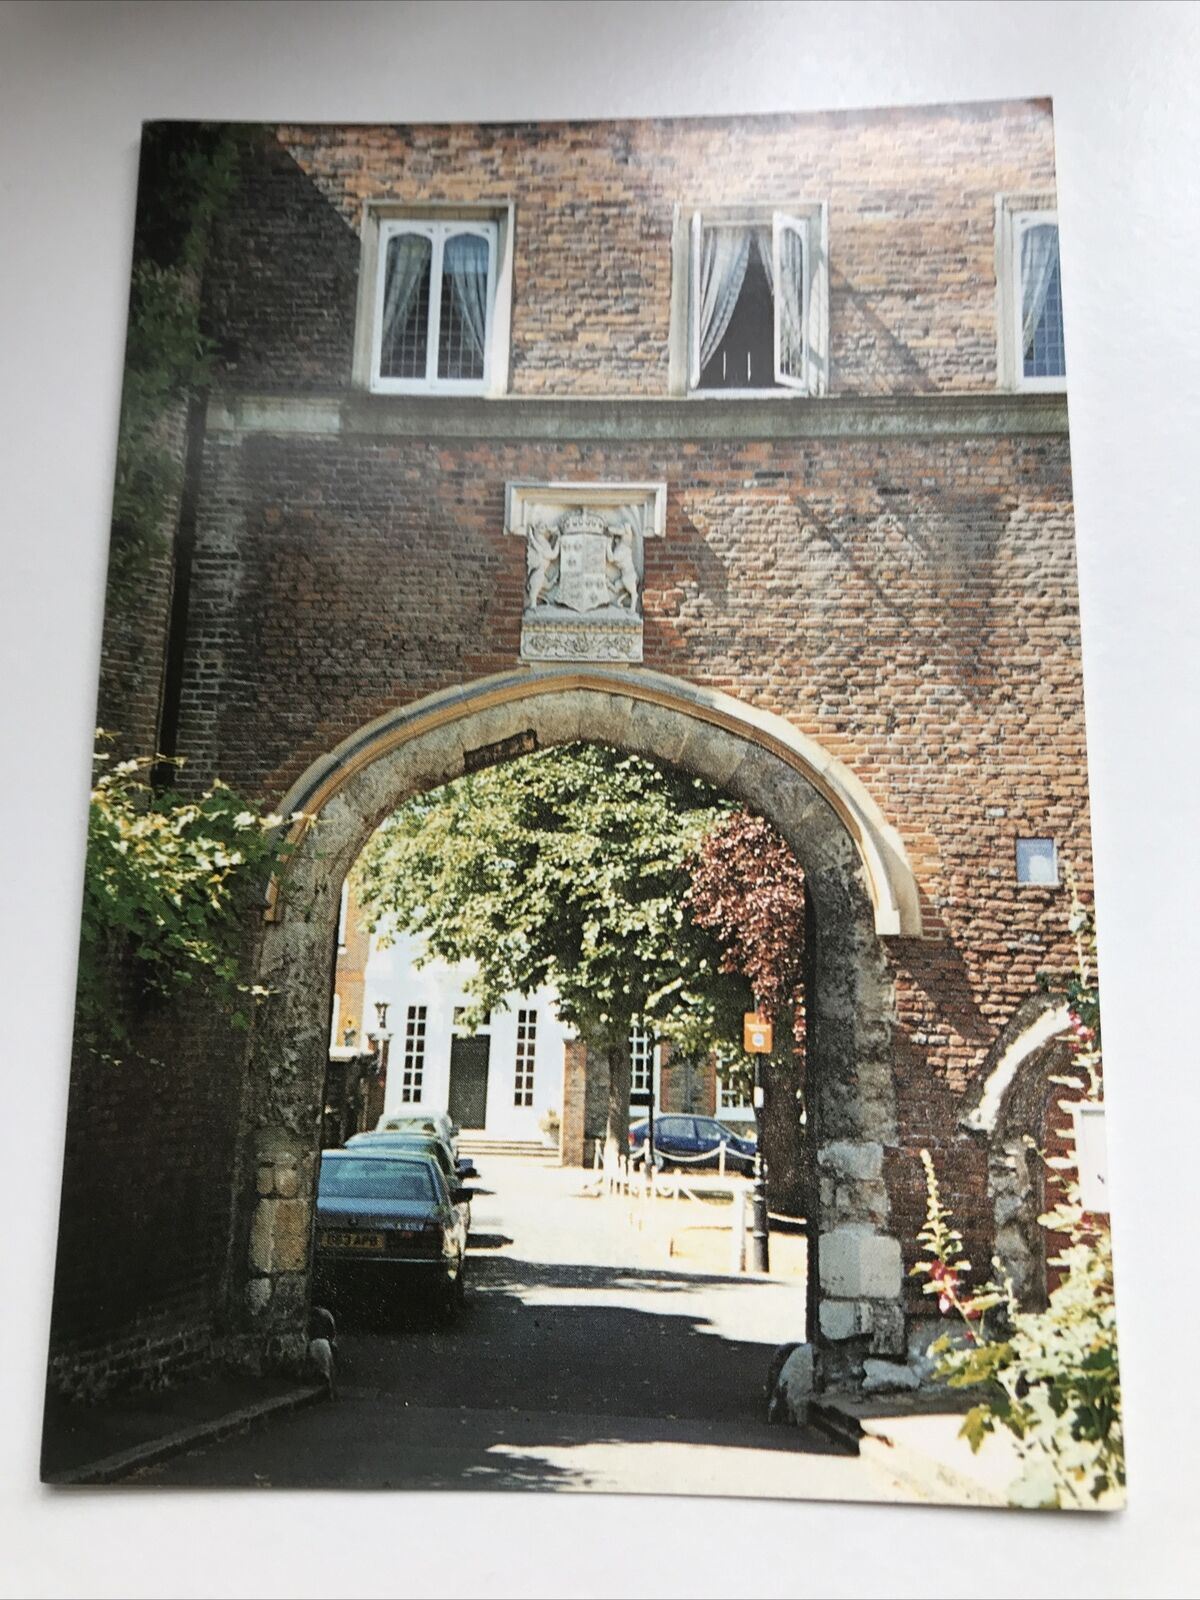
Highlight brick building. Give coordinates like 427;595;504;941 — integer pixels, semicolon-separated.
48;101;1092;1397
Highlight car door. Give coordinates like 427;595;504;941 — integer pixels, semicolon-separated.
653;1116;687;1163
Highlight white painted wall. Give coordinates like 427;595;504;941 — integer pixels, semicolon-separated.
363;924;567;1140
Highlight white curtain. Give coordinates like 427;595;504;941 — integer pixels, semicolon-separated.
1020;223;1059;358
381;233;431;353
443;232;490;363
756;224;804;375
698;227;752;372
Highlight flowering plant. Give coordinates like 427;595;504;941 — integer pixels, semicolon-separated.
912;876;1123;1509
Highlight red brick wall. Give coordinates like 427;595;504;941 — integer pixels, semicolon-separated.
225;102;1057;398
57;103;1088;1386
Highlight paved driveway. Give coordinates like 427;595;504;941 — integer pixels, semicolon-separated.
141;1158;919;1501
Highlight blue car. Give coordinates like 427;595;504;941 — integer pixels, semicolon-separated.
627;1115;757;1174
314;1148;471;1318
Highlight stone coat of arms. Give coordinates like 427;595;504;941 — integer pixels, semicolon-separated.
508;482;665;663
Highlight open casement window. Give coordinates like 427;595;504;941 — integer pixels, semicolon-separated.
688;211;811;393
1013;211;1065;387
371;219;498;394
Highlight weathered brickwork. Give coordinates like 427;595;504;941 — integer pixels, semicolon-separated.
207;104;1056;398
48;982;248;1398
92;396;189;763
55;102;1090;1393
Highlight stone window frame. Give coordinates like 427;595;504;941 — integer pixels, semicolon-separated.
352;200;516;398
667;200;830;398
995;191;1066;393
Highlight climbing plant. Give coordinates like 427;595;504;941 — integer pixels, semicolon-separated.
79;737;295;1064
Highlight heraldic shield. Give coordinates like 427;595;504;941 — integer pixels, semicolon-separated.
557;510;611;612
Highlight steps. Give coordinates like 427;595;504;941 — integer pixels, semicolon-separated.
456;1135;559;1161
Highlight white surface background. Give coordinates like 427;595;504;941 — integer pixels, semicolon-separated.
2;3;1197;1596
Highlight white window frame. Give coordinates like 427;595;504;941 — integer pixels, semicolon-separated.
400;1003;428;1103
717;1078;753;1118
1015;836;1060;888
353;201;515;398
514;1007;537;1108
995;193;1065;393
370;218;497;395
629;1025;661;1102
670;201;829;398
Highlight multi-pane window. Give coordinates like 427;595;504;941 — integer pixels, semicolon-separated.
400;1004;427;1102
1014;213;1065;384
514;1008;537;1107
689;211;811;392
717;1078;753;1116
630;1024;655;1097
372;219;497;393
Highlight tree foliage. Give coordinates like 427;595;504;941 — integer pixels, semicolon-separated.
79;739;289;1063
353;743;750;1053
686;811;806;1020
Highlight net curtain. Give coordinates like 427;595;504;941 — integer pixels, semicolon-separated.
382;229;490;364
381;232;431;353
1020;222;1059;357
697;224;804;375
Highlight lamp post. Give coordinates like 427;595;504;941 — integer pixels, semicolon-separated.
743;1011;772;1275
751;1057;770;1274
371;1002;392;1126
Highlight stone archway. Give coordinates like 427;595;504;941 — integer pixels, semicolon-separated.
961;994;1073;1310
235;667;921;1381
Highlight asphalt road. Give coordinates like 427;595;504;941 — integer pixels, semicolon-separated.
139;1158;918;1501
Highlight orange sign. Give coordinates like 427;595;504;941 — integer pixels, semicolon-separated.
743;1012;773;1054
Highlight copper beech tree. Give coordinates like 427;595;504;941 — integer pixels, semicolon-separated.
686;811;808;1209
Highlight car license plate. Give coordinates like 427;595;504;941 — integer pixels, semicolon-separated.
318;1229;384;1251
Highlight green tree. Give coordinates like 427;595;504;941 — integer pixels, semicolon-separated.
353;743;751;1159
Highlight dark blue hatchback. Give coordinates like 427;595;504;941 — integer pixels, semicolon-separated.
627;1115;757;1174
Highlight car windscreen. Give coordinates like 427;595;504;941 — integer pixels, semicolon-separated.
318;1157;438;1202
354;1135;451;1172
380;1118;440;1136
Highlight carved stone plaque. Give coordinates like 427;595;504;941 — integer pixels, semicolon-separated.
506;481;666;663
558;518;611;613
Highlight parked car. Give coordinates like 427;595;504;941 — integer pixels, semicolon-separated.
314;1148;470;1318
345;1130;475;1214
627;1115;757;1175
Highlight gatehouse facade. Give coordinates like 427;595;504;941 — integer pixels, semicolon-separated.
48;102;1092;1399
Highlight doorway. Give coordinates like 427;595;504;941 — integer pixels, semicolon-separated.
448;1034;491;1129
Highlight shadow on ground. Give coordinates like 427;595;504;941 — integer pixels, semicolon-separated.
136;1252;837;1492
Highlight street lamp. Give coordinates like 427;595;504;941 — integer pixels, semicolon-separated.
743;1011;772;1274
751;1058;770;1274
